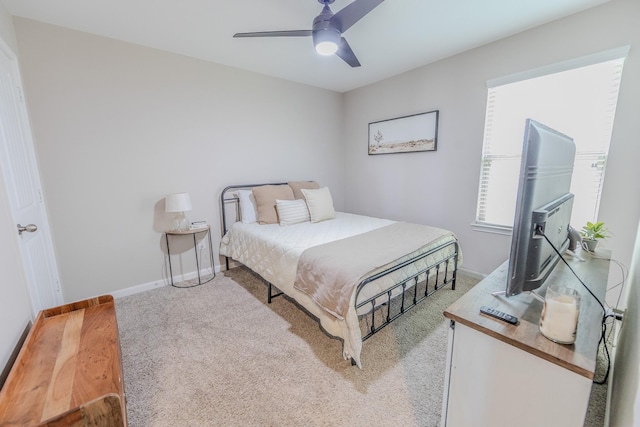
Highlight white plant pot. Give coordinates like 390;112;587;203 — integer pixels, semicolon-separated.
582;238;598;252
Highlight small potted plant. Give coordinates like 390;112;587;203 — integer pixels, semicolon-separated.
580;221;610;252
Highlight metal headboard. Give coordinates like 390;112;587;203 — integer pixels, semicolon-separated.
220;182;288;236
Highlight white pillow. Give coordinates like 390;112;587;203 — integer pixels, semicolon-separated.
236;189;258;224
276;199;310;226
301;187;335;223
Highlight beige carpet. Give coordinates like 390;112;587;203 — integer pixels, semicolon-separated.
115;267;608;426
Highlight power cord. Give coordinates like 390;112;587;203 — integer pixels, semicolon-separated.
537;227;605;313
536;226;615;385
581;251;627;385
585;251;628;311
593;319;613;385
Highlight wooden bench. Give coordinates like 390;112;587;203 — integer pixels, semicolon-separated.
0;295;127;426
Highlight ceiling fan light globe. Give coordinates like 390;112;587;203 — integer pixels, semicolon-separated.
316;41;339;55
313;26;341;56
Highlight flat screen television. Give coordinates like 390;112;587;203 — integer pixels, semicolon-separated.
506;119;576;297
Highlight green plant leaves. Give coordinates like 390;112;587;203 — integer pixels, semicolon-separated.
581;221;609;240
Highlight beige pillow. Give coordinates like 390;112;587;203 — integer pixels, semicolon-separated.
301;187;335;223
252;185;294;224
288;181;320;200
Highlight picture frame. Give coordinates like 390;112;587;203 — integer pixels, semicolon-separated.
368;110;439;155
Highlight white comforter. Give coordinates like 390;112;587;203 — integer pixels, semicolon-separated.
219;212;459;367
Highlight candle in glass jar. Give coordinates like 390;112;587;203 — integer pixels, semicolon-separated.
539;285;580;344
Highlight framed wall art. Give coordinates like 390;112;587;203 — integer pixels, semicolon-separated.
368;110;439;155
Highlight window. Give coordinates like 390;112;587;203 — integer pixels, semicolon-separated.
475;49;627;234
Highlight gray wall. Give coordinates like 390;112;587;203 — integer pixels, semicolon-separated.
13;18;345;302
610;218;640;426
343;0;640;295
0;1;16;52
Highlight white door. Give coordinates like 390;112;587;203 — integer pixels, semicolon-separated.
0;42;63;314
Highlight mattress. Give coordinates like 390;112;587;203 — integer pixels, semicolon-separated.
219;211;459;367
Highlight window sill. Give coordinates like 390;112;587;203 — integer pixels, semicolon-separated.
470;222;513;236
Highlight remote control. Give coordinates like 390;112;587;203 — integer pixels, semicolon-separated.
479;306;518;325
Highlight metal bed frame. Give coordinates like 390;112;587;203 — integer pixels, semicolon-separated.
220;183;459;362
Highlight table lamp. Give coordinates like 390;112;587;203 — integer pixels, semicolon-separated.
165;192;192;232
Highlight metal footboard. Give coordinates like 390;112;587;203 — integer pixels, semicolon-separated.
355;240;459;342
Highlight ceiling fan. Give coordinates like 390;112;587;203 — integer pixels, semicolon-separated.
233;0;385;67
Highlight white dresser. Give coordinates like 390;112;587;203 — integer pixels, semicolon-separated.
441;253;609;427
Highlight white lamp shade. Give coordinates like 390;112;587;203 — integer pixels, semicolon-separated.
165;193;192;213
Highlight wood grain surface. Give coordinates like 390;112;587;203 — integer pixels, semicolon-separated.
0;295;126;426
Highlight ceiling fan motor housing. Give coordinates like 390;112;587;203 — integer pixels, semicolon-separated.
312;4;341;54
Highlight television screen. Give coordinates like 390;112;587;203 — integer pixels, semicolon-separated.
506;119;576;297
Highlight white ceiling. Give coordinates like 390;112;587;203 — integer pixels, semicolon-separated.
2;0;609;93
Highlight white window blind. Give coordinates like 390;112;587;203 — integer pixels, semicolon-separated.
475;53;626;233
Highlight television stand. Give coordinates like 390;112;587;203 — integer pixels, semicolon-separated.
441;251;609;427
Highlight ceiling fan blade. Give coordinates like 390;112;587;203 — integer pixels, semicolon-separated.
234;30;312;38
335;37;361;67
331;0;384;33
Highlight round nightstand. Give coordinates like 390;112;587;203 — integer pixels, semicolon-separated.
164;226;215;287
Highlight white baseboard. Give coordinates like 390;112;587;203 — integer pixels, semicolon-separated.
458;267;486;281
110;266;221;300
110;278;167;299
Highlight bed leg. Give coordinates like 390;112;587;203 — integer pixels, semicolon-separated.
267;283;284;304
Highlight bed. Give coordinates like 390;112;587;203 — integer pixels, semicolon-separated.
219;182;461;367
